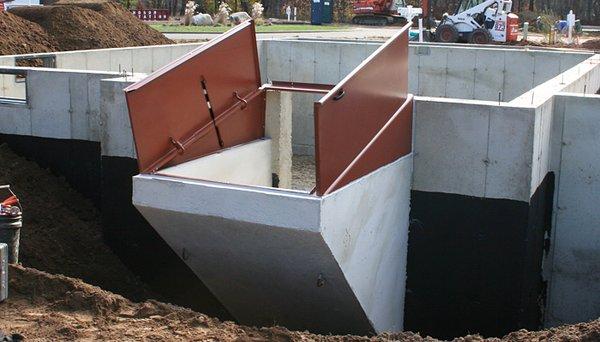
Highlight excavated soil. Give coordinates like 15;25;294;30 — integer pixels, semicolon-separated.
9;2;171;52
0;144;153;301
0;265;427;341
55;1;172;47
581;39;600;51
0;1;171;55
0;12;58;55
1;266;599;341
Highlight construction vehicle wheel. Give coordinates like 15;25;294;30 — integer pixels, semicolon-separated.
470;28;492;44
436;24;459;43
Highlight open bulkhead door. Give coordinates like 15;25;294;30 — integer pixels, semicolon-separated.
314;26;413;195
124;20;265;173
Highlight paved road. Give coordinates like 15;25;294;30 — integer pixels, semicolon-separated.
165;27;400;42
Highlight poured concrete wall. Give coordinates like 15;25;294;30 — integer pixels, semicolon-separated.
261;41;591;102
0;43;205;74
406;96;553;338
321;155;412;332
99;76;140;158
0;57;25;99
3;43;591;156
412;98;537;202
545;93;600;327
259;40;592;154
512;55;600;106
157;139;272;187
265;91;292;188
132;154;413;335
0;68;140;203
0;67;125;140
0;44;206;98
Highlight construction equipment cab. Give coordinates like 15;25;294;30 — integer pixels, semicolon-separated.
436;0;519;44
352;0;422;26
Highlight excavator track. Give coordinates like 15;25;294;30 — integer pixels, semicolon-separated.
351;15;391;26
352;15;409;26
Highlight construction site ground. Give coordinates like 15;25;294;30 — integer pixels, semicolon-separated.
0;263;598;341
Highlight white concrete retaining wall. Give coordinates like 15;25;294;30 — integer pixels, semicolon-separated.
0;67;126;141
99;76;141;158
412;97;537;202
545;93;600;327
132;153;412;334
321;154;412;332
0;57;25;99
261;41;591;101
0;43;206;74
3;43;591;156
260;40;592;155
157;139;272;187
512;55;600;106
516;54;600;199
0;43;206;99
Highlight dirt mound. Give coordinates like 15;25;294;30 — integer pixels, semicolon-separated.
61;1;172;47
0;265;416;341
0;12;58;55
502;322;600;342
9;5;132;51
8;2;171;52
0;144;153;301
581;39;600;51
1;266;599;341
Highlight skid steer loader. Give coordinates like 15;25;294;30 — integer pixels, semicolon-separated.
435;0;519;44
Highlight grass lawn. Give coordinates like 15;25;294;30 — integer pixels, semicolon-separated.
151;23;350;33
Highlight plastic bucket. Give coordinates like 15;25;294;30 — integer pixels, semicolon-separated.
0;215;21;264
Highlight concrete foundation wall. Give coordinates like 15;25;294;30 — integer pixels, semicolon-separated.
545;93;600;327
0;67;125;140
2;45;593;157
132;152;412;335
260;41;592;155
0;43;206;74
0;57;26;99
321;154;412;332
412;97;537;202
0;43;206;99
265;91;293;188
512;55;600;106
99;77;140;158
406;96;553;337
157;139;272;187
